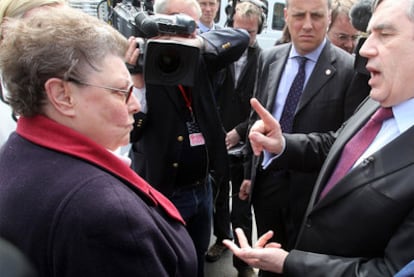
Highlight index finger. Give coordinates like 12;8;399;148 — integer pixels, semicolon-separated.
250;98;275;126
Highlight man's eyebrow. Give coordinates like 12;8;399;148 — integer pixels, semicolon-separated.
370;23;396;32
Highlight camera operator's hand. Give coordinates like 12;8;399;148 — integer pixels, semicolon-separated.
125;36;145;88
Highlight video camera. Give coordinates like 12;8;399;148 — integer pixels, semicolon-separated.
112;1;200;86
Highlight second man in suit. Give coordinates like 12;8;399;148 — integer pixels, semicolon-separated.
239;1;367;276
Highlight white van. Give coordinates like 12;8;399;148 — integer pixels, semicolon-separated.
68;0;286;49
215;0;286;49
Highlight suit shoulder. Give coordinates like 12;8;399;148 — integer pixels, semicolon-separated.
261;43;290;57
258;43;290;65
329;43;355;66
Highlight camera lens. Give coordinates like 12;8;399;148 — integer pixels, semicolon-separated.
157;49;180;73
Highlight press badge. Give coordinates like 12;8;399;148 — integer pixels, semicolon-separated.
186;120;205;147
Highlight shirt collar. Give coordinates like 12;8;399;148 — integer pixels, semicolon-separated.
289;38;327;63
391;97;414;134
198;22;213;33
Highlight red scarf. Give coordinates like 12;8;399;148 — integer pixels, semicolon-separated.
16;115;185;224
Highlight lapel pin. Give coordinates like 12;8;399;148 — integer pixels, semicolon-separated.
325;69;332;75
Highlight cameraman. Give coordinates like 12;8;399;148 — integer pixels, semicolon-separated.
127;0;249;276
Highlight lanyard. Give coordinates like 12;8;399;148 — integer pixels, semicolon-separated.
178;84;193;114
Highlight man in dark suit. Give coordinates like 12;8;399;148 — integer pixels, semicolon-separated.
223;0;414;275
206;2;263;276
239;0;367;270
128;0;249;276
197;0;233;266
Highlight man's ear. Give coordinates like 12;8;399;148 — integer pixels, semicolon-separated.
44;78;76;116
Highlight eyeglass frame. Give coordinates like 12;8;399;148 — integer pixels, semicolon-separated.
331;32;359;43
67;77;134;103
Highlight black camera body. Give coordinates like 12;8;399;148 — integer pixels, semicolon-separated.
112;2;200;86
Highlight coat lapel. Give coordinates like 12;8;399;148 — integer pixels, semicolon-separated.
316;124;414;210
310;99;394;210
265;45;290;111
296;42;336;114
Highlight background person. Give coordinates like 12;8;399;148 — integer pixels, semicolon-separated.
327;0;360;54
209;2;263;276
238;2;364;276
196;0;234;266
0;7;197;277
128;0;249;276
197;0;221;33
224;0;414;275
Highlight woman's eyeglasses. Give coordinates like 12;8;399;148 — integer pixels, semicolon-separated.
67;77;134;103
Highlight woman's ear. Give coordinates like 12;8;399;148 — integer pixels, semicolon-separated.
44;78;76;116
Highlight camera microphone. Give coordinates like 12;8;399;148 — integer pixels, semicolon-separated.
135;11;159;38
349;0;373;32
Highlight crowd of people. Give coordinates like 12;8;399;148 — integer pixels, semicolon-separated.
0;0;414;276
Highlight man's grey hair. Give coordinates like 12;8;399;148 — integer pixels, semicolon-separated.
154;0;202;17
372;0;414;21
285;0;332;9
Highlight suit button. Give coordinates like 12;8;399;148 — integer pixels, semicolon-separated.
305;219;312;228
172;163;179;168
177;136;184;142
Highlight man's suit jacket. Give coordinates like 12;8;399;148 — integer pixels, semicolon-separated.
129;29;249;196
276;98;414;276
246;41;366;246
217;41;261;138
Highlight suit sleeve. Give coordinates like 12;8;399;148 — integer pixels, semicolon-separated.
200;28;249;72
266;131;337;172
284;207;414;276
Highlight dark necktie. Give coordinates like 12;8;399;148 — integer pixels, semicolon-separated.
320;107;393;199
279;56;307;133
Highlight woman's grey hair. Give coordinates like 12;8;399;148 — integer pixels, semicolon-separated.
0;7;128;117
0;0;66;23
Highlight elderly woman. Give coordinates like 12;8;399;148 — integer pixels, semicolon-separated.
0;7;197;277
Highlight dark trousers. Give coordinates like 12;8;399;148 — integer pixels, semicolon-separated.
211;154;253;271
211;174;233;242
252;169;290;277
171;179;213;277
229;156;253;270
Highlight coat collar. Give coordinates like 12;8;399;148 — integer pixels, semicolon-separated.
16;115;185;224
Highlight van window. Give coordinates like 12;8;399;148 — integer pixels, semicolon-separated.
271;2;285;30
212;0;287;48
